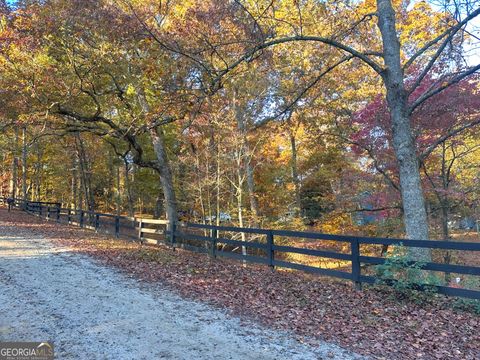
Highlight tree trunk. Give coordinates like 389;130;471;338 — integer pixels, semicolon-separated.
115;163;121;215
124;158;134;217
440;201;452;283
33;142;42;201
440;142;453;282
194;151;207;224
216;145;221;228
289;131;302;217
137;89;178;224
0;152;5;198
71;156;78;210
149;126;178;223
377;0;430;260
10;127;19;198
236;167;247;264
153;196;164;219
234;88;260;223
78;165;84;211
440;203;450;240
439;142;452;242
205;155;213;226
245;158;259;222
21;127;28;201
75;134;95;212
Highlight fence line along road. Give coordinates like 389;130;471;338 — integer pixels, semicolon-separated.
1;197;479;300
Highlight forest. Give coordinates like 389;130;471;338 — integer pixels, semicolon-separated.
0;0;479;257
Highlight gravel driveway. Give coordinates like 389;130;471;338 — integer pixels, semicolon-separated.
0;221;363;360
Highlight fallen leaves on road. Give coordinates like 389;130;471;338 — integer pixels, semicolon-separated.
2;209;479;360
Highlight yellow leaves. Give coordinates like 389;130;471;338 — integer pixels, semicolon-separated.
286;183;296;192
359;0;377;15
33;52;52;67
170;0;196;19
125;84;136;97
0;15;7;32
318;212;352;235
397;1;447;54
260;132;289;165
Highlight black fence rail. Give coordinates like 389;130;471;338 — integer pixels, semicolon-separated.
1;197;138;239
1;197;479;300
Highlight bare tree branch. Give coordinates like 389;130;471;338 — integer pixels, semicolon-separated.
216;34;384;87
404;6;480;70
419;115;480;162
349;205;401;213
322;131;401;191
252;55;354;129
408;63;480;114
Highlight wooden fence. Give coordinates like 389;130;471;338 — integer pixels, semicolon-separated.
2;197;479;300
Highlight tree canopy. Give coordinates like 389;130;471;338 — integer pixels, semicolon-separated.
1;0;479;255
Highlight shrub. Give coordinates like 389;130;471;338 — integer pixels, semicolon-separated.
375;245;442;302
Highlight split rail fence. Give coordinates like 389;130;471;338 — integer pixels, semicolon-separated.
1;197;479;300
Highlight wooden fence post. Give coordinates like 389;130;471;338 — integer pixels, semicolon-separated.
56;205;60;222
267;230;275;270
46;207;50;221
115;216;120;238
351;239;362;290
67;209;72;224
79;210;84;228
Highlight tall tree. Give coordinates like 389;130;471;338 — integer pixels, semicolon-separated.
210;0;480;258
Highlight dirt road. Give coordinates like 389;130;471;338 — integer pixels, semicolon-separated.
0;217;363;360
